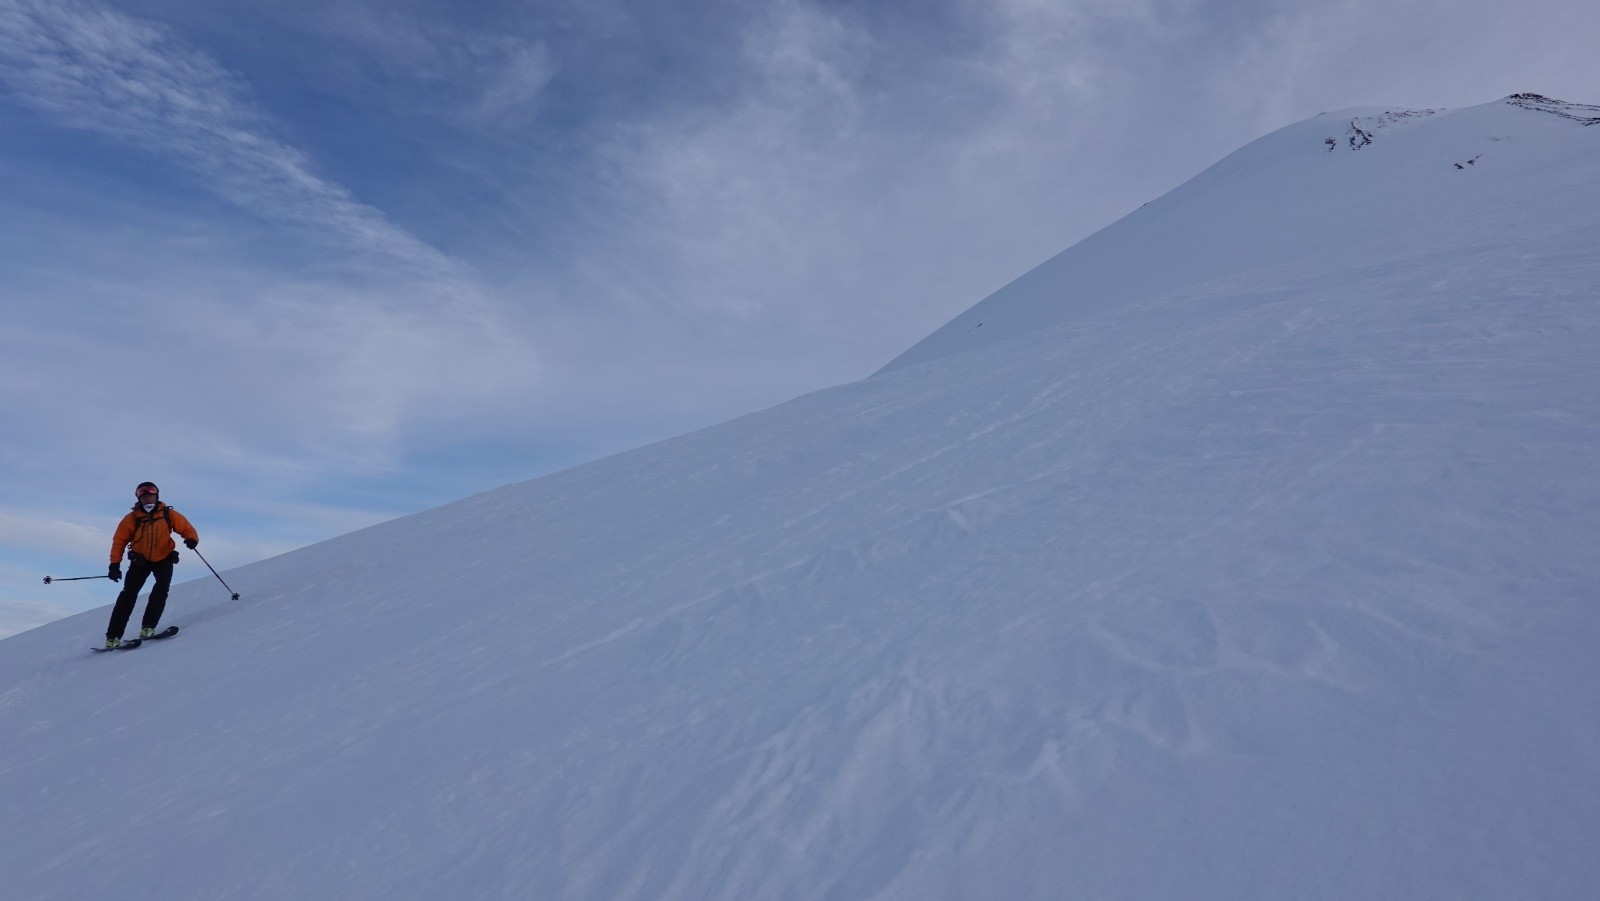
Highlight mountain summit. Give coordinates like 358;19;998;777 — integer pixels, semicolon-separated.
882;94;1600;372
2;96;1597;899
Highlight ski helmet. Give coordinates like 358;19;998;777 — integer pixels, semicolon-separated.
135;481;159;498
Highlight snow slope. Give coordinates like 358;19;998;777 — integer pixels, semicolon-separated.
2;95;1598;900
882;94;1598;373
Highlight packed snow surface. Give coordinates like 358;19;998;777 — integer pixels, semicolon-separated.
2;96;1598;899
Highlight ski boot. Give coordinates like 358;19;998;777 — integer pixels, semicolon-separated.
139;627;156;639
105;637;122;649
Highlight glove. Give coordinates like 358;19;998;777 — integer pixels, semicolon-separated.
108;563;122;582
184;537;198;550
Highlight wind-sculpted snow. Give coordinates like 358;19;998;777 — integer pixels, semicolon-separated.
2;96;1598;899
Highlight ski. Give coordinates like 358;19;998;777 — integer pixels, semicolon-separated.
92;639;141;652
90;626;179;652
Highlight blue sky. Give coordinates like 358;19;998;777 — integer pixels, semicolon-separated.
3;0;1597;635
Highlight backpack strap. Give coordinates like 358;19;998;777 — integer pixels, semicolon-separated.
130;504;174;538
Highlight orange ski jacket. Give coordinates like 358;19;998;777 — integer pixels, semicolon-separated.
110;502;199;564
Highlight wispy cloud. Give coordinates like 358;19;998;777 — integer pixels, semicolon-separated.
589;0;1148;352
467;37;556;121
0;0;453;278
283;4;558;126
0;597;69;638
0;509;104;559
0;0;546;439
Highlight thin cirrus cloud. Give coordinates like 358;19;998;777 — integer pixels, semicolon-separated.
0;0;457;277
0;0;542;448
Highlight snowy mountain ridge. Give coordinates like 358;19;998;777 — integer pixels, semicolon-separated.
1326;107;1439;151
879;94;1594;374
1;95;1597;900
1505;92;1600;124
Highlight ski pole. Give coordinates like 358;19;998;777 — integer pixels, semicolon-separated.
190;547;241;601
42;574;112;584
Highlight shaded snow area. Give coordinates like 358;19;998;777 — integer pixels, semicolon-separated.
3;96;1598;899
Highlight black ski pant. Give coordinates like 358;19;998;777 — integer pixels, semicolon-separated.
106;553;175;640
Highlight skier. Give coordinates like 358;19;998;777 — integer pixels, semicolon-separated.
105;482;199;649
